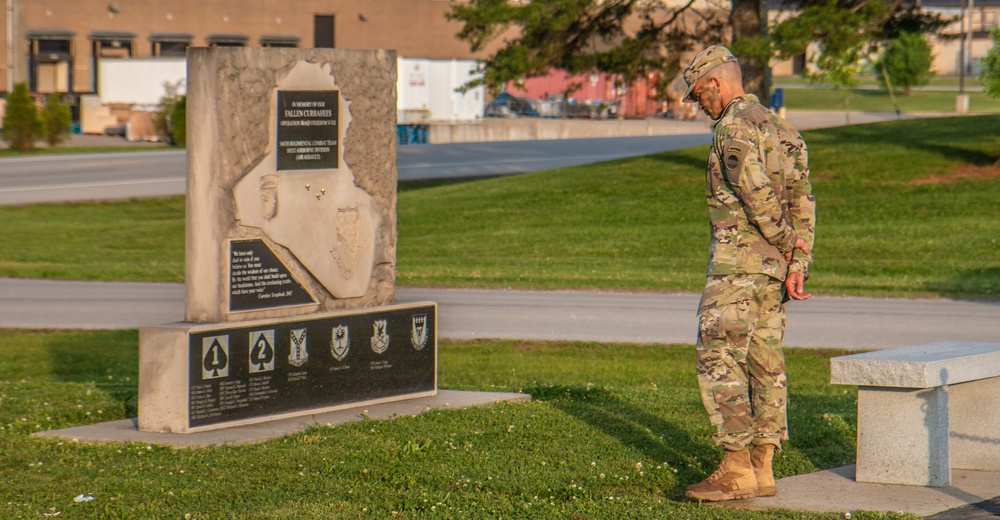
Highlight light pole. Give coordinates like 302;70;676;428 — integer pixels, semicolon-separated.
957;0;974;113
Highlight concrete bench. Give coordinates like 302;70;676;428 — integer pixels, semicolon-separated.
830;342;1000;487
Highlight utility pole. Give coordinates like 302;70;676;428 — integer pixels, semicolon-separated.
6;0;13;92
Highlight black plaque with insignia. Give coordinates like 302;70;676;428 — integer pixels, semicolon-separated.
188;305;437;428
229;239;316;312
276;90;339;171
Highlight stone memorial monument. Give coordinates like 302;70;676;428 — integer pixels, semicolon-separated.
138;48;436;433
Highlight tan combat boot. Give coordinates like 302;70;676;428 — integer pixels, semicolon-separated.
750;444;777;497
685;448;758;502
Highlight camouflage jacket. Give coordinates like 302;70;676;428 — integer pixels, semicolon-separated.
705;95;815;281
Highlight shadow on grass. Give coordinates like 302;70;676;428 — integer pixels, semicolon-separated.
811;115;1000;166
398;175;514;193
527;385;715;501
646;149;707;172
525;384;860;496
45;330;140;416
921;266;1000;301
783;393;858;473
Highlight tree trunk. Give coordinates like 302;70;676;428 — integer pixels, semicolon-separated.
730;0;771;105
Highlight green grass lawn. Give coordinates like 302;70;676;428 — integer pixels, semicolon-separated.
0;145;172;159
2;116;982;518
0;330;913;520
3;115;999;299
782;87;1000;113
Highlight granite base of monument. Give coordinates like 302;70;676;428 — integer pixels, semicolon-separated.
139;302;436;433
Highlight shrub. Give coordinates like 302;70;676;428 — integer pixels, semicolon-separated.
40;93;72;147
876;32;933;96
981;28;1000;99
154;80;184;145
170;95;186;147
1;82;43;152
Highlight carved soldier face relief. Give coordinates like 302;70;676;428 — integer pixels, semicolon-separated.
260;175;278;220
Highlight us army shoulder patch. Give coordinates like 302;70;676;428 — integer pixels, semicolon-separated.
722;138;752;173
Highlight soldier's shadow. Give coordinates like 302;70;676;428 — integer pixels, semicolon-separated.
529;385;716;501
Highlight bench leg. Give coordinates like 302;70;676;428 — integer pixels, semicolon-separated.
855;386;950;486
950;378;1000;471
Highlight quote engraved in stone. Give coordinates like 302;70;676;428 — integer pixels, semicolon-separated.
229;239;315;312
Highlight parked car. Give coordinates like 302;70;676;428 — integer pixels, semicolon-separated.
484;92;538;118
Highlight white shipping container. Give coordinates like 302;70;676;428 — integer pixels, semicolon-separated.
98;58;187;105
398;57;483;122
95;56;481;122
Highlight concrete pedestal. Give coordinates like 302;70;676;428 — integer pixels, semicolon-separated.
140;302;436;433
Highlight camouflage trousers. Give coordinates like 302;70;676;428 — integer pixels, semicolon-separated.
696;274;788;450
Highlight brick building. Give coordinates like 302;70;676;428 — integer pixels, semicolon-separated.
1;0;486;95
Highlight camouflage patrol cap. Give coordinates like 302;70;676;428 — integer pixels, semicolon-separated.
683;45;738;102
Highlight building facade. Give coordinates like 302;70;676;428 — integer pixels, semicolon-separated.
2;0;487;95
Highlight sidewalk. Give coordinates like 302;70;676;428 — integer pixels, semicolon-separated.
0;132;170;150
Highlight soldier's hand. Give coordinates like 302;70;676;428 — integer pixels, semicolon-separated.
783;238;810;262
785;271;811;300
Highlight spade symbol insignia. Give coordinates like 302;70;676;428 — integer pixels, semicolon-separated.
203;338;229;378
250;333;275;372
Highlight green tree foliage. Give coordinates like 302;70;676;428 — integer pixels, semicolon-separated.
40;93;72;146
170;95;186;147
447;0;727;100
979;29;1000;165
1;82;43;152
449;0;949;110
875;31;933;96
768;0;945;121
154;80;184;145
981;28;1000;99
771;1;883;120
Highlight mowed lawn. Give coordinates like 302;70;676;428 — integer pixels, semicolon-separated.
2;115;991;518
0;331;908;519
2;115;999;300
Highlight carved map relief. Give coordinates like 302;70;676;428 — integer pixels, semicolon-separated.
232;62;380;300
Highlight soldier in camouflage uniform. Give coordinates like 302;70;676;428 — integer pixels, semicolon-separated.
681;46;816;502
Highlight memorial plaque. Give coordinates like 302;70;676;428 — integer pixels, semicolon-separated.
276;90;339;171
228;239;315;312
188;304;436;428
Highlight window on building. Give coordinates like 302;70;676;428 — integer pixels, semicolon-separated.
27;29;75;93
793;52;806;75
260;35;300;48
150;33;192;57
314;15;335;48
205;34;248;47
89;31;135;59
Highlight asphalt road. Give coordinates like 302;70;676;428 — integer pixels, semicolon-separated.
3;278;998;350
0;135;710;205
